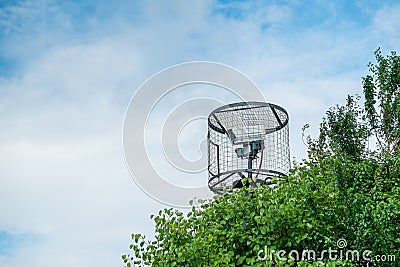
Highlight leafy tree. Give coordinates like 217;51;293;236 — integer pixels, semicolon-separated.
363;48;400;154
122;49;400;266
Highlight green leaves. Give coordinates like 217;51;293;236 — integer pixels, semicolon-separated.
122;49;400;267
363;48;400;154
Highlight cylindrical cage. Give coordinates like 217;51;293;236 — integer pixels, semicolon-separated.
207;101;290;193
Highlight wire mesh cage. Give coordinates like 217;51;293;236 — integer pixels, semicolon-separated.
207;101;290;193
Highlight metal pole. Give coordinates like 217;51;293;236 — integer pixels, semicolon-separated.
248;156;252;178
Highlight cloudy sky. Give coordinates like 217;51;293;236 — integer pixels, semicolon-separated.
1;0;399;266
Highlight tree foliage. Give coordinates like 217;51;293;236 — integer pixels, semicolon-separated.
122;49;400;266
363;49;400;154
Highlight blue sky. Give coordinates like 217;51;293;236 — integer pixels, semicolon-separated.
0;0;399;266
0;231;40;258
0;231;17;256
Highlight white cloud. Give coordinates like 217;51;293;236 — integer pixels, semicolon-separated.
371;3;400;48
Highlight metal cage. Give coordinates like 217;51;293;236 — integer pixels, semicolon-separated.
207;101;290;193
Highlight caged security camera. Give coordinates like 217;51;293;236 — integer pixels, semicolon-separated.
207;101;290;193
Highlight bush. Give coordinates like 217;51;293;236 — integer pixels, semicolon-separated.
122;49;400;266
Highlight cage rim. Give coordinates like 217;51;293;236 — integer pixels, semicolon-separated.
207;101;289;135
208;168;287;193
